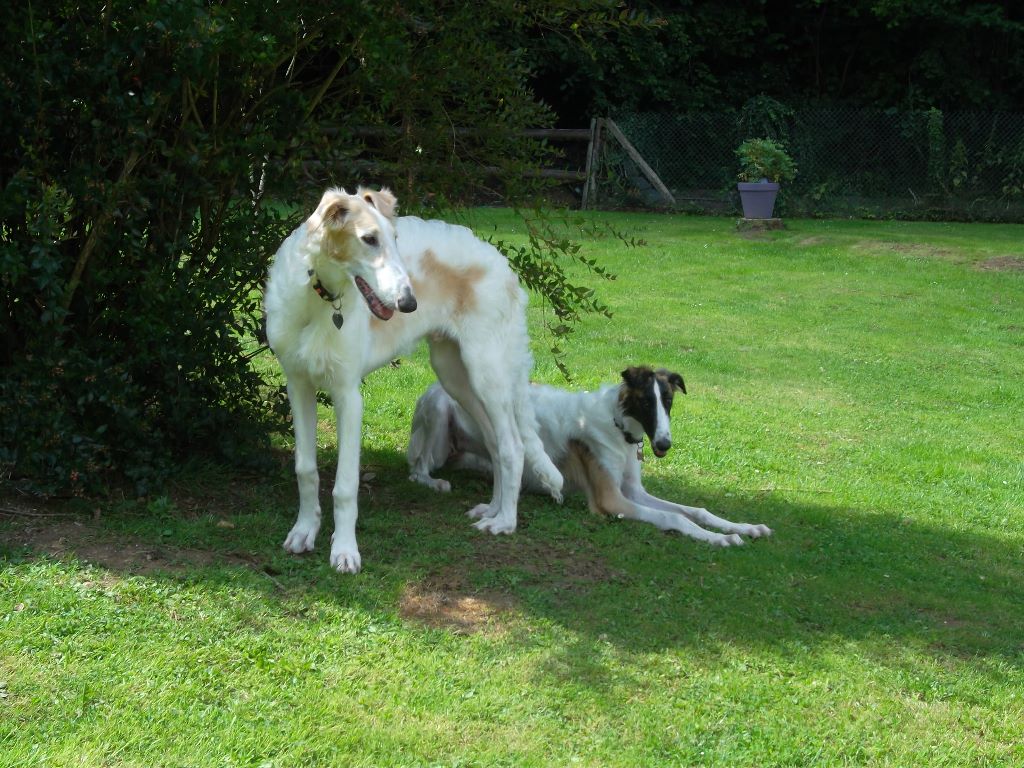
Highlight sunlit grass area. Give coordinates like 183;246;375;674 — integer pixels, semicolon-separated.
3;212;1023;767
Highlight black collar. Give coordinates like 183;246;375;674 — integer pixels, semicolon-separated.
613;414;643;446
309;269;344;329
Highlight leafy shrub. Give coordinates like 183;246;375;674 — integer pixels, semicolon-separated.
1;1;619;496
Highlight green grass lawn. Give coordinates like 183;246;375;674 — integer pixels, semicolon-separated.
3;213;1023;767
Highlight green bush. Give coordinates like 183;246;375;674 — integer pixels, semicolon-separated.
1;1;618;496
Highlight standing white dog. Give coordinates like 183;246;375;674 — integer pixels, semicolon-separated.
408;366;773;546
264;187;562;573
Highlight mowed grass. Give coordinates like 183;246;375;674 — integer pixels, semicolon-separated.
3;212;1024;767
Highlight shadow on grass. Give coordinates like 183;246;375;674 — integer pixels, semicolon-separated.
3;446;1022;667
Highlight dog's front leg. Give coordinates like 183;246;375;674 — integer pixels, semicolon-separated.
328;382;364;574
618;499;745;546
283;375;322;553
625;482;772;540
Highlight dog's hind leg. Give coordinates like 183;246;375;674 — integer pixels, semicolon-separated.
429;337;521;533
407;384;454;493
282;374;322;554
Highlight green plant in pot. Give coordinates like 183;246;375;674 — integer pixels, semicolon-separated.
736;138;797;219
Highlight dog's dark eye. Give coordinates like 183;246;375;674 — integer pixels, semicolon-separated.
361;234;378;247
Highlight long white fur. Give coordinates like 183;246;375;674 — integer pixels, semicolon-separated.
264;188;562;573
408;377;773;546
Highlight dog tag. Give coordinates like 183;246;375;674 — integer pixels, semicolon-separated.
636;443;644;462
332;312;344;329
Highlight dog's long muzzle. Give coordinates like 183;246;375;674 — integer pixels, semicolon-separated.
397;284;417;313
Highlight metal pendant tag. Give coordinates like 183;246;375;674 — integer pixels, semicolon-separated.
636;443;644;462
332;312;344;329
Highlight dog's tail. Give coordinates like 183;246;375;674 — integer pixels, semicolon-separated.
514;385;564;503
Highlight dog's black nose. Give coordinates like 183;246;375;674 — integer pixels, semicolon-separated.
397;287;417;313
654;438;671;455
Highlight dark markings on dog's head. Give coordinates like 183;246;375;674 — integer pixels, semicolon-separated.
618;365;687;445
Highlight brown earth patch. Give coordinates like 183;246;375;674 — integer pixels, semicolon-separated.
975;255;1024;272
852;240;970;264
399;530;622;634
888;242;964;263
2;513;262;580
399;569;516;635
797;236;826;246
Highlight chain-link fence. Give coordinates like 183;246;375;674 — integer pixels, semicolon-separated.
598;110;1024;221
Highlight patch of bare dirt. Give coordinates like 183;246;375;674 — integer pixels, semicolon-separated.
889;242;965;263
975;255;1024;272
852;240;970;265
2;515;258;578
399;569;516;635
399;535;622;634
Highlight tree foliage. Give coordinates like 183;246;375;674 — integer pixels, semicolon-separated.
0;0;621;495
527;1;1024;119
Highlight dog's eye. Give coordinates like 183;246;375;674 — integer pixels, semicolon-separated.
361;234;379;247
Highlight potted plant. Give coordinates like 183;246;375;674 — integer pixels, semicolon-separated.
736;138;797;219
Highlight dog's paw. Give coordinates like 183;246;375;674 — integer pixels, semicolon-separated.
711;533;744;547
409;474;451;493
474;515;516;535
283;520;320;553
466;503;493;520
740;523;773;539
329;534;362;574
537;467;564;503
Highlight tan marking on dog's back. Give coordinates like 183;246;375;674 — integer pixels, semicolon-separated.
412;249;485;316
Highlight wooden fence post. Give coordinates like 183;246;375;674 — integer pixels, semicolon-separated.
603;119;676;207
581;118;603;210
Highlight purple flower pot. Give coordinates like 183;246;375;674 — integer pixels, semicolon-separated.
737;181;780;219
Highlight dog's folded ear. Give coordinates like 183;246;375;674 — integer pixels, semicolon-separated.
668;371;687;395
309;188;351;232
358;187;399;221
322;198;349;226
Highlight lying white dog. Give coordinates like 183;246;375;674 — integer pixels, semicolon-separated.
264;187;562;573
408;366;772;546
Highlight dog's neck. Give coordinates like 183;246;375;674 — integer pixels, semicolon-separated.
306;252;352;302
309;270;340;303
304;248;355;329
610;385;643;445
